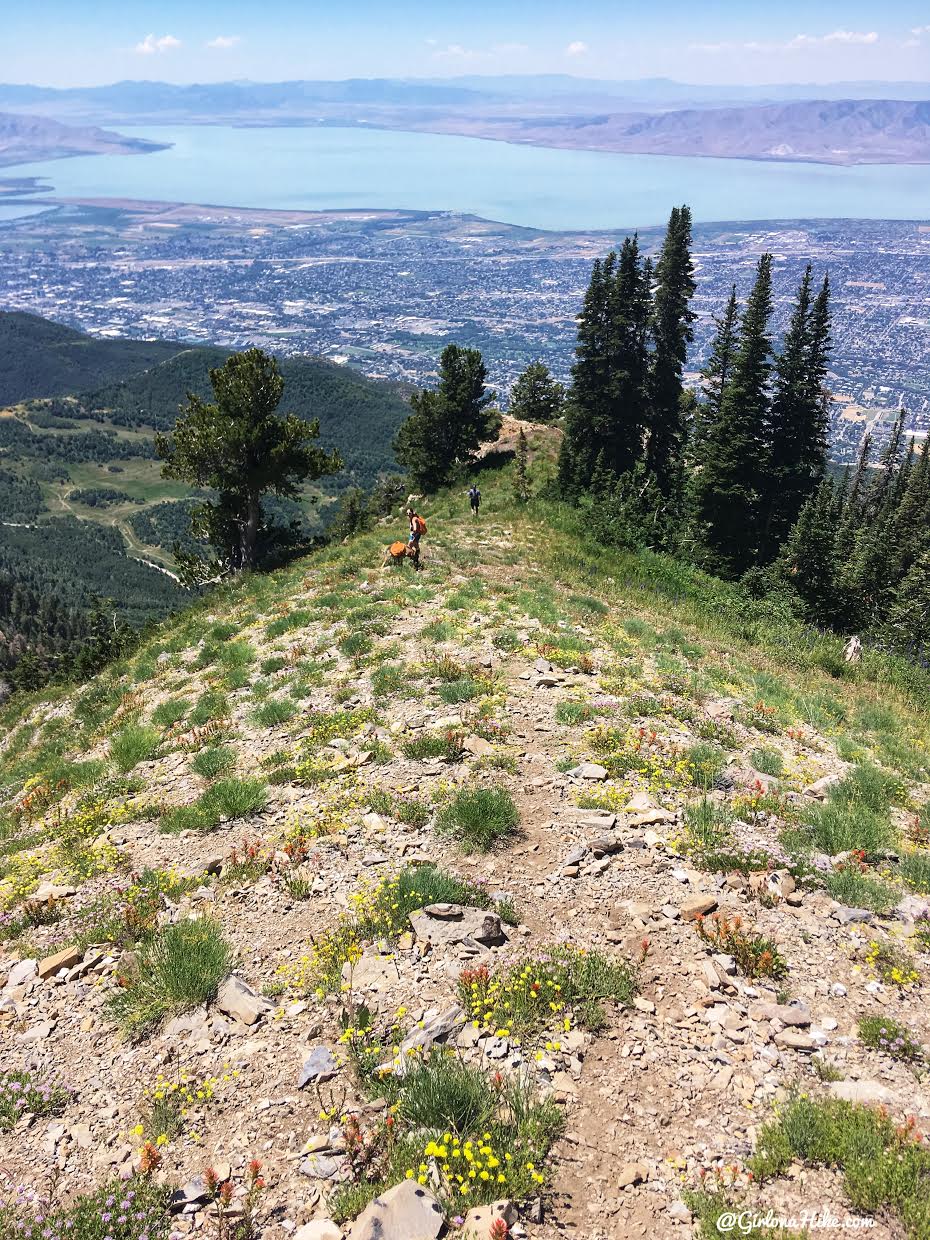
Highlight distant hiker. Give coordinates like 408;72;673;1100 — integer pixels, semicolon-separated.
468;484;481;518
407;506;427;570
844;635;862;665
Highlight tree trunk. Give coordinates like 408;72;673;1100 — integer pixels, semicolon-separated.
240;494;261;570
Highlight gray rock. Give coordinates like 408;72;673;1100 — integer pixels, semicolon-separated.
409;905;505;948
299;1154;347;1181
293;1224;341;1240
804;773;842;799
298;1046;339;1088
347;1179;445;1240
460;1200;518;1239
216;974;274;1025
829;1080;896;1106
390;1006;466;1074
749;1002;811;1027
171;1175;212;1212
569;762;608;780
5;959;37;989
834;904;875;925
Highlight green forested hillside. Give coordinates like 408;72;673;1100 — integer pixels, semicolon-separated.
0;311;182;406
78;346;411;489
0;314;415;686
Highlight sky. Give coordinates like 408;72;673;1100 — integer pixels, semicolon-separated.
4;0;930;88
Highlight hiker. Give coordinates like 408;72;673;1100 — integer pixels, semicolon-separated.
468;483;481;519
407;506;426;570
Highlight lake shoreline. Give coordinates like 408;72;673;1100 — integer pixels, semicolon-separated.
3;124;930;231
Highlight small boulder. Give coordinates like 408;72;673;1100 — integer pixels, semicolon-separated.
617;1162;648;1188
5;959;38;989
347;1178;444;1240
298;1046;339;1088
409;905;505;948
460;1200;517;1238
680;895;718;922
294;1224;341;1240
829;1080;896;1106
38;945;82;980
216;975;274;1026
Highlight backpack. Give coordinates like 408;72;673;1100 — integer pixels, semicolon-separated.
414;515;428;535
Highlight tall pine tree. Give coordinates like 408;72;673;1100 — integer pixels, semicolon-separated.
691;285;739;465
691;253;774;578
760;267;832;558
646;205;696;494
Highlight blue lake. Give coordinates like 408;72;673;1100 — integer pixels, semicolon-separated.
7;124;930;230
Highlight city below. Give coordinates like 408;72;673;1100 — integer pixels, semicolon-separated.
0;194;927;462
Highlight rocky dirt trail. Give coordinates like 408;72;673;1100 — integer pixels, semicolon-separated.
2;510;930;1240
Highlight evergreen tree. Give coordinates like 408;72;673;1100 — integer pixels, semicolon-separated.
690;254;774;577
156;348;342;575
509;362;566;424
559;239;651;494
558;254;614;495
394;344;498;491
760;268;832;557
833;433;872;568
646;205;696;493
329;486;371;541
690;285;739;470
884;544;930;659
775;479;843;626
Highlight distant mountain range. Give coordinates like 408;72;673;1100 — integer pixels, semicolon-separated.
0;77;927;167
397;98;930;165
0;112;167;168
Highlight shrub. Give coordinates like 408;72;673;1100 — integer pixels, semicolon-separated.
695;912;787;979
804;801;895;856
0;1070;70;1131
106;918;233;1037
688;742;727;790
191;745;237;779
437;677;483;705
864;938;919;988
825;868;899;913
110;724;161;772
252;698;297;728
401;731;465;761
436;785;519;852
458;946;636;1040
832;762;907;812
397;1053;495;1136
858;1014;925;1062
752;1095;930;1236
188;689;230;728
750;747;784;778
151;697;189;728
899;852;930;895
425;654;468;682
1;1176;174;1240
160;778;267;833
555;700;597;725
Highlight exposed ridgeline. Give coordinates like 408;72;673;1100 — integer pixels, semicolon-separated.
2;447;930;1239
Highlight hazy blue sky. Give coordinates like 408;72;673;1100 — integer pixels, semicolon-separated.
6;0;930;87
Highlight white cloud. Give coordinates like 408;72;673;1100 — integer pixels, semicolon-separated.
791;29;879;46
690;29;879;54
431;41;528;61
565;40;588;56
206;35;241;49
133;33;182;55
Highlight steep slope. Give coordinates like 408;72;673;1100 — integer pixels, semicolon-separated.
79;346;412;488
0;311;182;406
2;439;930;1239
